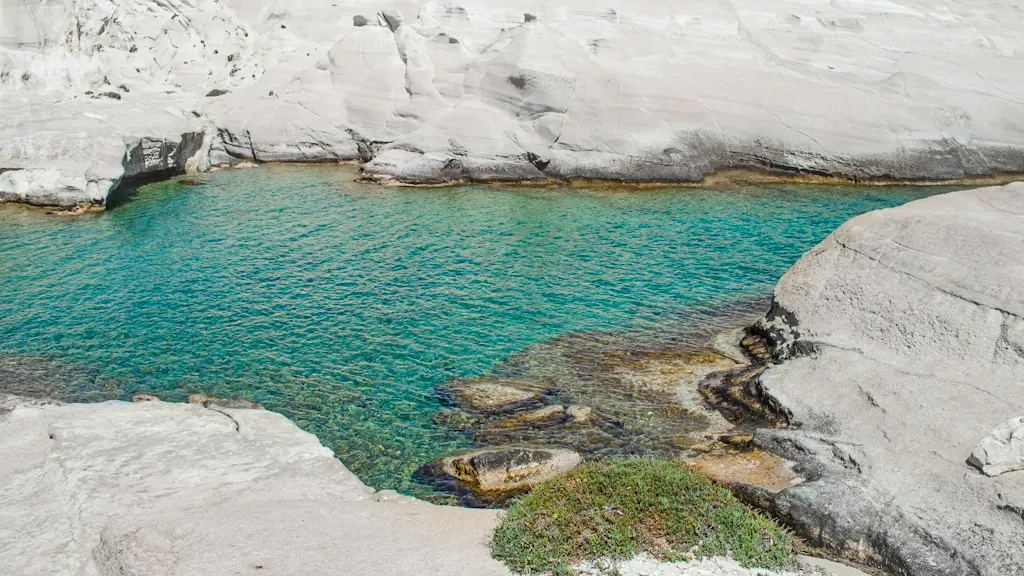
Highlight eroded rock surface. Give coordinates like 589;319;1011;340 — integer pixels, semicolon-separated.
419;446;581;503
5;0;1024;206
747;183;1024;576
0;394;510;576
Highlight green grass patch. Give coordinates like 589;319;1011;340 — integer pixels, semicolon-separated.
490;459;794;575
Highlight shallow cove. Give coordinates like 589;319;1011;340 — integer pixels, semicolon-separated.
0;165;949;497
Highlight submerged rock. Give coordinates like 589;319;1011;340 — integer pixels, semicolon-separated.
187;394;263;410
482;405;568;430
448;328;770;464
420;447;581;502
566;405;593;423
968;416;1024;477
432;408;484;430
444;379;545;413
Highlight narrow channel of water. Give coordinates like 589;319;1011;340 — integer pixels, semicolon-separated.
0;166;950;497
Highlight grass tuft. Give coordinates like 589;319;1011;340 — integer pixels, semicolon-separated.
490;459;794;575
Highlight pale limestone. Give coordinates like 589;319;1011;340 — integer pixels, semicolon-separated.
4;0;1024;206
751;183;1024;575
0;394;509;576
968;416;1024;477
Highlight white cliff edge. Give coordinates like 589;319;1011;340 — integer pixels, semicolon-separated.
0;394;511;576
747;182;1024;576
3;0;1024;207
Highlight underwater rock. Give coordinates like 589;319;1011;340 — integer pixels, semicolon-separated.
481;405;568;430
566;404;592;423
432;408;484;430
187;394;263;410
444;379;546;413
456;335;766;463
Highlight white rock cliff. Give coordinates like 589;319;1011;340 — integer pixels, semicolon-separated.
748;183;1024;576
3;0;1024;206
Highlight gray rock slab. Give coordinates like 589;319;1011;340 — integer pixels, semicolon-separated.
93;499;508;576
0;395;510;576
750;183;1024;576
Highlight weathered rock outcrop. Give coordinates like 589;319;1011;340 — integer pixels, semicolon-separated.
418;446;582;504
4;0;1024;206
746;183;1024;576
0;97;205;207
0;394;864;576
0;394;511;576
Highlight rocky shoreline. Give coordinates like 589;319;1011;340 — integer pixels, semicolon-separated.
4;0;1024;208
1;392;863;576
4;176;1022;576
3;2;1023;574
414;182;1024;575
740;183;1024;576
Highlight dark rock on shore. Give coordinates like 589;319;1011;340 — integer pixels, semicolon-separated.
417;447;581;506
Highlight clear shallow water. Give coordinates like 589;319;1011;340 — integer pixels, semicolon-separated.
0;166;945;495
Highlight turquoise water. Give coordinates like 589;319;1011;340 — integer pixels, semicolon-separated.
0;166;943;495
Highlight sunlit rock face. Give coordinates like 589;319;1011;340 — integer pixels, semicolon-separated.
2;0;1024;206
749;182;1024;576
0;394;511;576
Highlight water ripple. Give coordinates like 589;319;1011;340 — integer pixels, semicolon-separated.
0;166;948;496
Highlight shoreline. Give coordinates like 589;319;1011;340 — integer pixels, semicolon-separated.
0;391;869;576
8;159;1019;214
359;167;1024;190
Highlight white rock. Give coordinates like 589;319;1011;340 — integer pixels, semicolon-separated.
5;0;1024;205
752;183;1024;575
0;96;205;207
575;553;867;576
968;416;1024;477
0;394;509;576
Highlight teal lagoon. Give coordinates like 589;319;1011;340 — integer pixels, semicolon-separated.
0;166;945;496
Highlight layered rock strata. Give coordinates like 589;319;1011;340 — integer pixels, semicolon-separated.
4;0;1024;206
